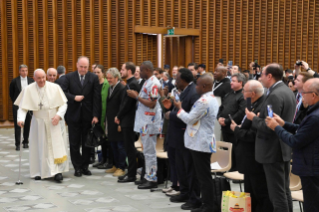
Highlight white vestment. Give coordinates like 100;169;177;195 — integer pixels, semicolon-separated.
15;82;69;179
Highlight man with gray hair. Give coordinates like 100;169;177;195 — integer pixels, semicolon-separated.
9;64;34;151
55;65;66;86
230;80;272;211
217;73;247;171
47;68;58;83
127;61;162;189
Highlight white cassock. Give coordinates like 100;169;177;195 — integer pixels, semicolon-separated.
14;81;69;179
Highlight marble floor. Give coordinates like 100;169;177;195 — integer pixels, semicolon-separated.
0;128;302;212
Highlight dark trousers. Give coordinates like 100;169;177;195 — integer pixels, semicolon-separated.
68;121;91;170
175;145;201;205
167;145;178;188
13;105;31;146
300;176;319;212
102;139;113;164
190;150;214;211
222;131;236;171
244;173;273;212
122;127;136;178
110;141;126;170
263;161;292;212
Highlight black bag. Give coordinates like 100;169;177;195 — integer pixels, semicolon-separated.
212;176;231;212
85;124;107;148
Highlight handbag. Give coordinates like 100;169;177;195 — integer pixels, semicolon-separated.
85;124;107;148
212;176;231;212
221;191;251;212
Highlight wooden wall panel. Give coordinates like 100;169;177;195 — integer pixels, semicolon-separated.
0;0;319;124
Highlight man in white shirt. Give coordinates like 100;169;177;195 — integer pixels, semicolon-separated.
9;64;34;151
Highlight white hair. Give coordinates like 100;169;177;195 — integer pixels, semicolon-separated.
47;68;57;75
106;67;122;80
34;69;46;77
248;79;264;95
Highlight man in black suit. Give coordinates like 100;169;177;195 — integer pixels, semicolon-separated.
105;68;126;177
61;56;101;177
246;63;295;212
213;66;231;100
116;62;140;183
55;65;66;87
230;80;272;212
165;68;201;210
9;64;34;151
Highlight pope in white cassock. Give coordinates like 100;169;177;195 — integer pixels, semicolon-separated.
15;69;69;182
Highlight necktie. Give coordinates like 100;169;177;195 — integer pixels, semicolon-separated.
293;93;301;122
80;75;84;86
110;86;114;96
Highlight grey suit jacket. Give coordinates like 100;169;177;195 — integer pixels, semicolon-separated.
252;82;296;163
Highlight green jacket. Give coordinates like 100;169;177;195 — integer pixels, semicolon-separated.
100;79;109;129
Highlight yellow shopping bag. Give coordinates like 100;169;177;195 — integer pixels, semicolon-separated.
221;191;251;212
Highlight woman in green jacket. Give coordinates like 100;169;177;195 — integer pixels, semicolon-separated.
92;64;112;169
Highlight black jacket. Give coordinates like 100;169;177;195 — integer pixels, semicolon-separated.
55;75;66;87
61;71;101;123
213;77;231;100
167;83;200;148
106;82;125;141
117;77;140;128
252;82;296;163
234;95;265;174
9;76;34;103
217;89;246;133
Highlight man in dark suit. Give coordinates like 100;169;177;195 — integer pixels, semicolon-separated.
246;63;295;212
116;62;140;183
55;65;66;87
61;56;101;177
162;72;175;93
9;64;34;151
230;80;272;212
213;66;231;100
165;68;201;210
105;68;126;177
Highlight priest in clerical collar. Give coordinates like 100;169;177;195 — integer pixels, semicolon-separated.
14;69;69;183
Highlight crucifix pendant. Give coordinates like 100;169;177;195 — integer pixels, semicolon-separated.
38;102;43;110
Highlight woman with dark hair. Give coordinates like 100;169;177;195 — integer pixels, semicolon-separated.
92;64;112;169
288;79;298;97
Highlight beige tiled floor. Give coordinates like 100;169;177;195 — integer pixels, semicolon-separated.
0;128;302;212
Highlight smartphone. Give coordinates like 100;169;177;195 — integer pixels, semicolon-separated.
126;84;131;90
228;114;234;122
174;92;180;102
246;97;252;111
228;61;233;67
267;105;273;118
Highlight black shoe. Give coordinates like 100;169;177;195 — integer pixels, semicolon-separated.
135;178;147;185
137;181;158;189
15;145;20;151
54;173;63;182
23;143;29;148
82;168;92;176
170;195;188;203
118;176;136;183
192;205;212;212
97;163;113;169
74;169;82;177
118;174;128;180
181;202;201;210
34;176;41;180
93;161;105;168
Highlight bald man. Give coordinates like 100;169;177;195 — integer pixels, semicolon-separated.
230;80;272;211
266;78;319;212
15;69;69;182
213;66;231;99
47;68;58;82
175;74;219;212
61;56;101;177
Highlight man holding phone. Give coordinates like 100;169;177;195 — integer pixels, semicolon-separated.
230;80;272;211
245;64;295;212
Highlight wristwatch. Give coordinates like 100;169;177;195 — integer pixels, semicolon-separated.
306;68;311;71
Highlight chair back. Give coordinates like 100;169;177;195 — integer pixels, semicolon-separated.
289;165;302;191
211;141;232;172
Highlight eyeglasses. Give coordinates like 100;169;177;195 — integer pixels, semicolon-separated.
301;91;319;96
